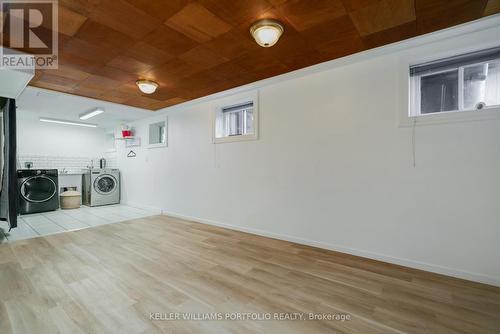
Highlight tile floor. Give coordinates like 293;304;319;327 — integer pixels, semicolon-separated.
0;204;161;243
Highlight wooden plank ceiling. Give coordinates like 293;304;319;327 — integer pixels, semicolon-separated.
7;0;500;110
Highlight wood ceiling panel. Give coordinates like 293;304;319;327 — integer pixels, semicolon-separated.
78;74;122;91
122;0;188;21
124;42;174;67
57;52;103;73
97;66;137;83
206;61;250;81
203;29;257;60
302;15;365;59
107;55;153;75
114;83;141;95
58;0;100;16
276;0;346;31
163;97;188;106
165;3;233;43
97;93;129;104
88;0;161;40
35;72;81;89
69;85;106;99
25;1;493;110
58;6;87;36
44;64;92;81
199;0;273;26
145;89;178;102
102;87;137;100
31;81;75;93
177;70;225;92
62;37;119;65
142;59;201;84
122;95;161;109
233;49;289;80
142;25;199;56
75;19;135;52
341;0;384;12
266;32;326;71
362;21;417;49
349;0;416;36
178;44;229;71
484;0;500;15
266;0;288;5
415;0;488;34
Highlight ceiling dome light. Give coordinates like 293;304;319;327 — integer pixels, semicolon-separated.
250;19;284;47
136;79;159;94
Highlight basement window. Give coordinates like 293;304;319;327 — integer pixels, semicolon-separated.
214;98;258;143
409;46;500;117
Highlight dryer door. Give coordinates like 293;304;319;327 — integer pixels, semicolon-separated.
20;176;57;203
93;174;117;195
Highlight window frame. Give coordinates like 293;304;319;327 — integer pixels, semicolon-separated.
212;91;259;144
147;117;168;149
399;44;500;127
411;60;500;117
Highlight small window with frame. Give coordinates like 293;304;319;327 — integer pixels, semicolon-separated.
213;93;258;143
148;118;167;148
409;46;500;117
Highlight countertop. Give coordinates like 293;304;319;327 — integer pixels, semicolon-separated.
58;169;88;175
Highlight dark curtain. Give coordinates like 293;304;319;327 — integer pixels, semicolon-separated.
0;98;17;230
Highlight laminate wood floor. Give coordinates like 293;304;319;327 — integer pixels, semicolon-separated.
0;215;499;333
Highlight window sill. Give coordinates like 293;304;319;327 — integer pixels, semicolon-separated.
147;143;167;149
399;106;500;127
213;134;258;144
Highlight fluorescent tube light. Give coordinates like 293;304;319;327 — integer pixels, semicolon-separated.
79;108;104;120
39;117;97;128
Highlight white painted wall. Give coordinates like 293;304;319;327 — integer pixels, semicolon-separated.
117;18;500;286
17;117;107;157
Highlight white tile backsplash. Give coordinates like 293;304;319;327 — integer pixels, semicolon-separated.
17;154;117;171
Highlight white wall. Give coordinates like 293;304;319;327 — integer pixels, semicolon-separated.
117;19;500;286
17;117;107;157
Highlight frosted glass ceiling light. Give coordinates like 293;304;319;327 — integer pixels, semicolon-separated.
250;19;284;47
136;80;159;94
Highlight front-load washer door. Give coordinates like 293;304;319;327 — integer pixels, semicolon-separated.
93;174;118;195
20;176;57;203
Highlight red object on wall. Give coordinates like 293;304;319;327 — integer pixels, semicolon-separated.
122;130;132;137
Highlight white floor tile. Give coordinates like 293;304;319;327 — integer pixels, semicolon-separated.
83;209;123;221
22;214;54;226
0;228;7;243
0;220;10;231
82;216;111;227
5;223;39;241
63;210;97;220
6;204;157;242
42;212;90;230
43;211;85;224
54;220;90;230
30;223;65;235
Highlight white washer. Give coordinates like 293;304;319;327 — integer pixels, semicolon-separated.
82;169;120;207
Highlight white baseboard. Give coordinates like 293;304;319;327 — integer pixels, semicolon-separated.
161;209;500;287
121;202;163;213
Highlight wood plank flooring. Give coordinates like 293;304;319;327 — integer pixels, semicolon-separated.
0;215;499;333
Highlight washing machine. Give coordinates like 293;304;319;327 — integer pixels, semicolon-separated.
82;169;120;207
17;169;59;214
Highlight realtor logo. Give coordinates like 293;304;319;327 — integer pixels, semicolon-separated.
1;0;58;69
